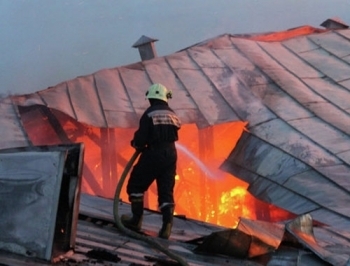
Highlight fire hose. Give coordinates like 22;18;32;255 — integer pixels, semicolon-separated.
113;150;189;266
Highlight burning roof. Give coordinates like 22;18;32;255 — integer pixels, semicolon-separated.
1;20;350;265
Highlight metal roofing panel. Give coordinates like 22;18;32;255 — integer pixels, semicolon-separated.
142;57;198;110
232;38;327;106
38;82;77;120
282;35;319;53
258;41;322;78
303;78;350;111
94;69;134;113
0;98;29;149
67;75;107;127
339;78;350;93
166;50;200;70
221;129;350;233
250;83;314;121
213;44;256;70
338;150;350;164
167;62;235;127
118;66;151;114
200;65;275;126
286;215;350;266
309;208;350;232
288;117;350;154
94;68;137;128
316;164;350;191
308;31;350;58
338;29;350;39
250;119;340;167
247;178;319;215
306;102;350;136
302;48;350;82
195;34;233;49
223;133;309;185
12;92;45;107
188;46;226;68
284;170;350;211
213;47;272;88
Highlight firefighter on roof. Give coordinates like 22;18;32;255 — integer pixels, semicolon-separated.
121;83;181;239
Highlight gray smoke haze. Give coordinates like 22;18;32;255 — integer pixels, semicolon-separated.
1;0;349;95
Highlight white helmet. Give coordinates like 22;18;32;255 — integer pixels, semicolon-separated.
145;83;172;102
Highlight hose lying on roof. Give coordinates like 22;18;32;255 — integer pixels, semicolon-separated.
113;150;189;266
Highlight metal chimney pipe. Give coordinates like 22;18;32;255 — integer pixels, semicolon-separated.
132;35;158;61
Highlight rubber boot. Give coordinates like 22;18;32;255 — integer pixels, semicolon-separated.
158;205;174;239
121;196;143;231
